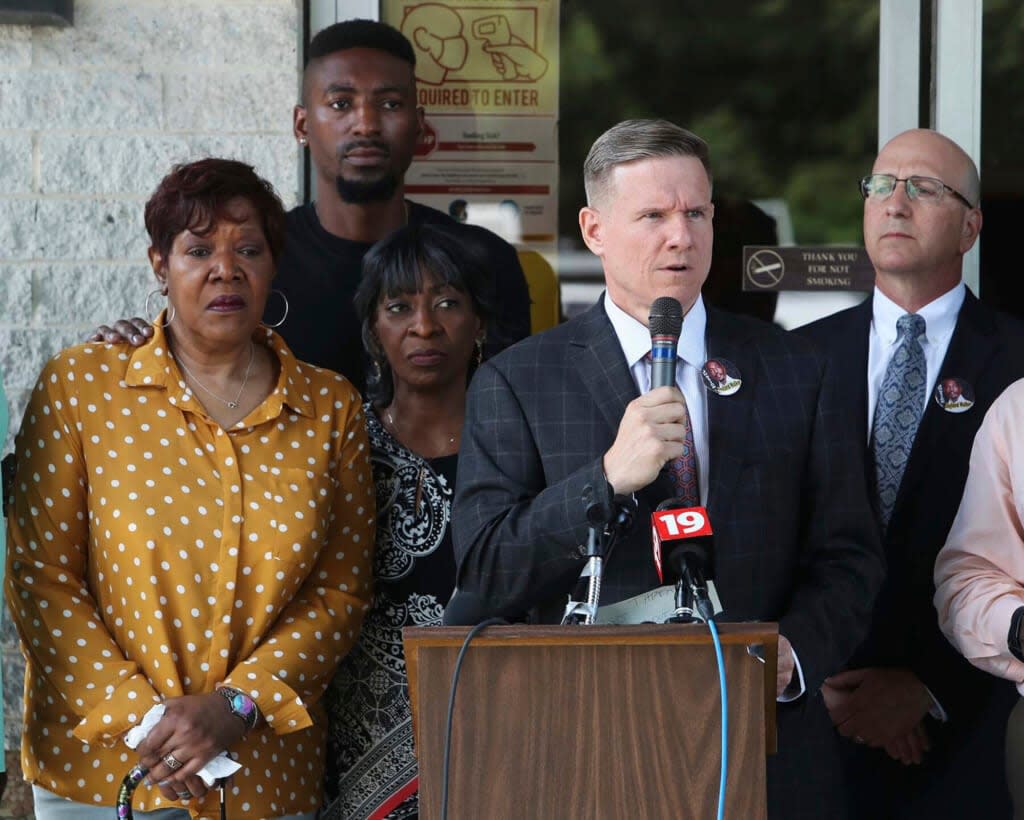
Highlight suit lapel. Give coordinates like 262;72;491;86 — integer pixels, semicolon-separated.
704;308;757;523
831;299;873;451
893;290;998;516
567;299;639;437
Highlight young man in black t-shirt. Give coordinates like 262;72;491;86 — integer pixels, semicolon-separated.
281;20;529;391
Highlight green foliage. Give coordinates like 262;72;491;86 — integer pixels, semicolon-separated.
559;0;880;244
982;0;1024;193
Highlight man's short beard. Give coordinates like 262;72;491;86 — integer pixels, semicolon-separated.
335;173;400;204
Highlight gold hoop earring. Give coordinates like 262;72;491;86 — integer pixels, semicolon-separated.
262;289;290;329
145;288;175;327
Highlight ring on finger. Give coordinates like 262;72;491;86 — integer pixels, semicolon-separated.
176;790;191;800
163;753;184;771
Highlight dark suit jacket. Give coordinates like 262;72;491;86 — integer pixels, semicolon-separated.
799;290;1024;818
453;298;885;819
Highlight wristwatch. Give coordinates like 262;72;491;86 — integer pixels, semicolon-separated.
1008;605;1024;662
216;686;260;733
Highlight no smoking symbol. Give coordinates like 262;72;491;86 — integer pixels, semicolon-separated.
746;249;785;289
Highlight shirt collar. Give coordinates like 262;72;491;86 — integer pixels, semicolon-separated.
871;282;966;346
124;314;317;423
603;292;707;368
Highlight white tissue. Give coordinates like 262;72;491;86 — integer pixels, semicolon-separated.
123;704;243;787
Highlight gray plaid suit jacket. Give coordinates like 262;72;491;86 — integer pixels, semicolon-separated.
452;297;884;818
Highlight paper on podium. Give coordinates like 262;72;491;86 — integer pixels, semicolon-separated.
595;582;724;624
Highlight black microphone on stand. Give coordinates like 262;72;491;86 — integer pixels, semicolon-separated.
562;489;638;625
652;500;716;622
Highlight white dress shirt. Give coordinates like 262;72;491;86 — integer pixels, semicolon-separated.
603;293;805;700
867;283;966;442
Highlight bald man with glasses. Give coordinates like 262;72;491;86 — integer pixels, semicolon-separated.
799;129;1024;818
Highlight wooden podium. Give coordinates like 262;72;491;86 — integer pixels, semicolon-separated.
404;623;777;819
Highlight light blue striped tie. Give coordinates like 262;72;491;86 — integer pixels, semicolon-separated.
872;313;928;529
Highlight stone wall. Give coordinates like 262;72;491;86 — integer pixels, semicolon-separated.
0;1;303;812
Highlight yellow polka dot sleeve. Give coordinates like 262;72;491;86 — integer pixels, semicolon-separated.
6;356;163;745
221;400;375;733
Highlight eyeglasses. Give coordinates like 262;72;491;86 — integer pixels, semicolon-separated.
859;174;974;208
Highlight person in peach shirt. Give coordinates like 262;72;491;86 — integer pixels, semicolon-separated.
935;378;1024;817
6;158;375;820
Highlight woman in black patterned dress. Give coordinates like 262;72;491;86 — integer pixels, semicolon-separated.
321;223;494;820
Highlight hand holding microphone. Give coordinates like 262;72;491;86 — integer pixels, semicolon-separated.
603;297;690;495
603;389;689;494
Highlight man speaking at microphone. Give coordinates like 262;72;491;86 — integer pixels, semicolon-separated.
451;119;883;819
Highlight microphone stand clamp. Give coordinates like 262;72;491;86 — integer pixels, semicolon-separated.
665;577;698;624
563;528;603;625
562;493;637;626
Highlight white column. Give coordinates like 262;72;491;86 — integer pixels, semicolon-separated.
878;0;920;149
934;0;983;293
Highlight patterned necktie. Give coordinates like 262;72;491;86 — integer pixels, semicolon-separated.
871;313;928;529
646;352;700;506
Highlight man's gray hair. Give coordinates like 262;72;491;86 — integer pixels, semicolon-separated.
583;119;712;206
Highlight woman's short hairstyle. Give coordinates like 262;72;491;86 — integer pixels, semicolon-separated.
583;119;712;207
144;158;288;265
355;223;495;405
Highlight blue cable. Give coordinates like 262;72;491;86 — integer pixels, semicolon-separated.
707;617;727;820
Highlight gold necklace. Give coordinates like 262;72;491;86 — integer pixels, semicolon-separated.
175;342;255;410
384;408;456;446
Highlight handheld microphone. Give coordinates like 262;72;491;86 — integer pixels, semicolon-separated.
648;297;684;389
652;500;715;622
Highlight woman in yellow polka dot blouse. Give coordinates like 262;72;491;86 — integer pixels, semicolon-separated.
5;159;375;820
